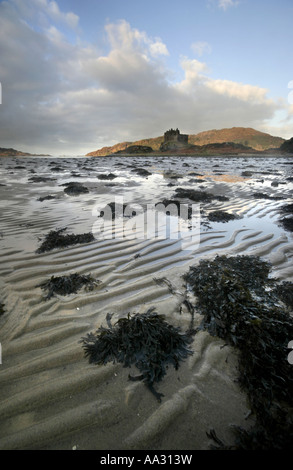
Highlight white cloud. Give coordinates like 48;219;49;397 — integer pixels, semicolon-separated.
149;40;169;57
0;1;287;155
217;0;239;10
191;41;212;57
207;0;239;11
10;0;79;29
205;79;272;104
104;20;168;57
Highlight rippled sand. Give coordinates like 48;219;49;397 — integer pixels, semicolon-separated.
0;154;292;450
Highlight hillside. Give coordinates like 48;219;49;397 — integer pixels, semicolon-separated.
86;127;285;156
280;137;293;154
189;127;285;151
0;147;50;157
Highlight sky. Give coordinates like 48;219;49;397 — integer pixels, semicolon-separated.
0;0;293;155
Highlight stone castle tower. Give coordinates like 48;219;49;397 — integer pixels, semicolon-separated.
160;128;189;151
163;128;188;144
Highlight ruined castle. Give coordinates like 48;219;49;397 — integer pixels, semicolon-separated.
164;128;188;144
160;128;189;151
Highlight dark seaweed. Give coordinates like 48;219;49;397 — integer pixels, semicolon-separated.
279;216;293;232
131;168;152;177
0;302;5;316
36;273;99;300
174;188;229;202
37;195;56;202
63;182;89;195
97;173;117;180
207;210;239;223
80;308;194;402
280;203;293;214
274;281;293;309
253;192;284;200
29;176;56;183
184;255;293;450
36;228;95;253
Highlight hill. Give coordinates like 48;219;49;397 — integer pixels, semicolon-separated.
280;137;293;154
86;127;285;156
189;127;285;151
0;147;50;157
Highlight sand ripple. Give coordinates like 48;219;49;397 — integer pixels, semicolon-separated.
0;155;292;449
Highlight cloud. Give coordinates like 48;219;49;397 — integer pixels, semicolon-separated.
217;0;239;10
10;0;79;29
191;41;212;57
207;0;239;11
0;1;286;154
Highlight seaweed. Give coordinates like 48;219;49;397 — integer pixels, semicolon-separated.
36;273;100;300
207;210;239;223
252;192;284;200
184;255;293;450
36;228;95;253
28;176;56;183
97;173;117;180
131;168;152;177
80;308;194;402
274;281;293;309
37;195;56;202
280;203;293;214
174;188;229;202
63;182;89;195
279;216;293;232
0;302;5;316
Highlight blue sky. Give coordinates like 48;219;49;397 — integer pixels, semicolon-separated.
0;0;292;155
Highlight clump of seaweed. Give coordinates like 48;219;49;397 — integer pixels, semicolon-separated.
36;228;95;254
277;204;293;232
252;192;284;200
80;308;194;402
0;302;5;316
36;273;100;300
29;176;56;183
63;182;89;195
280;203;293;214
97;173;117;180
279;216;293;232
207;210;239;223
184;255;293;450
131;168;152;177
37;195;56;202
174;188;229;202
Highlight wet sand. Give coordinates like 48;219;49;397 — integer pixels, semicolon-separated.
0;154;292;450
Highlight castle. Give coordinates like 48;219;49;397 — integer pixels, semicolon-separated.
160;128;189;151
163;128;188;144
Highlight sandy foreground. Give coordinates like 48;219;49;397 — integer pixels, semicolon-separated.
0;154;292;450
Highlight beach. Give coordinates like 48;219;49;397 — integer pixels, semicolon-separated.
0;154;292;450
